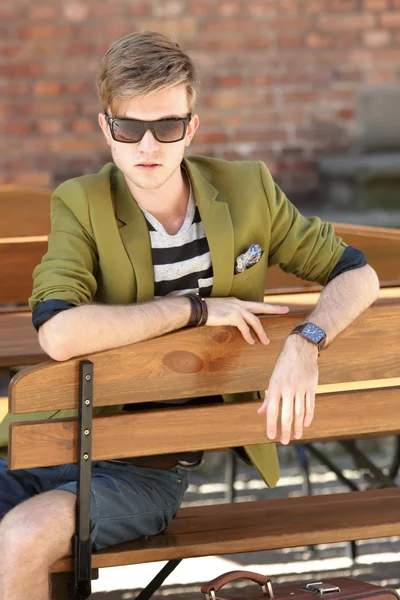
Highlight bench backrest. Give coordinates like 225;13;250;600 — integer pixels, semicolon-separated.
0;237;47;304
266;223;400;292
1;224;400;306
0;185;51;238
8;290;400;470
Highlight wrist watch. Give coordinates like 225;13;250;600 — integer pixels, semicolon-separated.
290;322;327;354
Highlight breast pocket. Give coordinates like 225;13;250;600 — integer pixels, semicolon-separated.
229;251;268;300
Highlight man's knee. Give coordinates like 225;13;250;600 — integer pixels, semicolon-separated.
0;491;75;566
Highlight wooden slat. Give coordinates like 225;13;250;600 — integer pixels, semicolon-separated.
9;385;400;469
266;222;400;293
0;185;51;237
0;237;48;304
0;311;46;367
52;487;400;571
9;292;400;414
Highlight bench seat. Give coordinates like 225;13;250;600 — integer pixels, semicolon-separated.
53;487;400;572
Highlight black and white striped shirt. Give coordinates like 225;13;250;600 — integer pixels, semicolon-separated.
141;184;214;298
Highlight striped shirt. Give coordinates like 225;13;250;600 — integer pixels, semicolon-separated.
141;182;214;298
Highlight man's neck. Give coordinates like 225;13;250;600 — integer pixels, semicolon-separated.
125;165;190;220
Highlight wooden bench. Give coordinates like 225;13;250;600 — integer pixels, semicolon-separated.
7;287;400;599
0;184;51;238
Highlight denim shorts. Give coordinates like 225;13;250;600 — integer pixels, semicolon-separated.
0;458;189;551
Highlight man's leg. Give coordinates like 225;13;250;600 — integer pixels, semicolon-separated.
0;489;75;600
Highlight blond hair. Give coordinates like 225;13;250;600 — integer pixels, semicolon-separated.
97;31;200;114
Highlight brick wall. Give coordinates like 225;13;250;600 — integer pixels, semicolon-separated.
2;0;400;203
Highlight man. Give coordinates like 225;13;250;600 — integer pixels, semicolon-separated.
0;31;378;599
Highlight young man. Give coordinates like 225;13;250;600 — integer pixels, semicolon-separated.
0;31;378;599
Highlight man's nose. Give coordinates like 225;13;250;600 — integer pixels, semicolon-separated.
137;129;160;151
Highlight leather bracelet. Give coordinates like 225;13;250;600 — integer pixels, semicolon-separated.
185;293;208;327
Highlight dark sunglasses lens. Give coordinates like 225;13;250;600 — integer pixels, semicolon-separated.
153;120;186;142
112;119;144;143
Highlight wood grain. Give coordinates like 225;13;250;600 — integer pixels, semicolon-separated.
0;311;46;367
9;385;400;469
0;237;48;304
0;185;51;237
9;293;400;414
51;487;400;571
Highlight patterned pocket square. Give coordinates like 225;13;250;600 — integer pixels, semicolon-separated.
235;243;263;274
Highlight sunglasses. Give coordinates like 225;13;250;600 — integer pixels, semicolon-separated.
104;113;192;144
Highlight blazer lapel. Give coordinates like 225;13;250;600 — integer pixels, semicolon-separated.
183;158;234;297
114;170;154;303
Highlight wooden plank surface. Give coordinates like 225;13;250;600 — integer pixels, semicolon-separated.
0;311;46;367
9;290;400;413
0;237;48;304
0;185;51;237
51;487;400;571
9;385;400;469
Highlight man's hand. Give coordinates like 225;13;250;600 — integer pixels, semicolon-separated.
257;335;319;444
205;298;289;345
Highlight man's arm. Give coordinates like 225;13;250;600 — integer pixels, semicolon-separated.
39;297;290;362
258;264;380;444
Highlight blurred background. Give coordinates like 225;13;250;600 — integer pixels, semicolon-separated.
1;0;400;224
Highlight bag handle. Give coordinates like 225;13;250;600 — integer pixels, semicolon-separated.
200;570;274;600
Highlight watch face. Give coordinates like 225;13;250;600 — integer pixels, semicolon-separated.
302;323;326;343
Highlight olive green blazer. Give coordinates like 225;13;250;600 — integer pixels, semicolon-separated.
3;156;346;486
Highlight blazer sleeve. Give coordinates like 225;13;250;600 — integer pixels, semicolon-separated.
29;179;98;311
259;161;347;286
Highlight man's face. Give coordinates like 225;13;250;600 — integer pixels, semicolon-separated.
98;84;199;191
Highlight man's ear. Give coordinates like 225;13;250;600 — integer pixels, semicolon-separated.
185;114;199;147
98;113;112;146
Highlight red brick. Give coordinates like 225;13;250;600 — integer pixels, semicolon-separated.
216;75;243;88
320;13;375;29
283;91;316;104
24;102;77;117
139;18;197;37
305;32;332;48
4;122;31;135
363;0;389;9
367;69;394;81
62;3;89;21
17;24;72;39
217;1;241;16
0;64;43;77
64;82;93;95
381;11;400;26
0;103;13;117
49;137;103;153
37;119;64;135
364;29;391;46
29;5;58;20
331;0;359;10
70;119;96;134
244;1;277;16
193;131;228;144
0;82;30;96
34;81;62;97
64;43;97;56
337;108;355;120
0;44;28;59
278;36;303;49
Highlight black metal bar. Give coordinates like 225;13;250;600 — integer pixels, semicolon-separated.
305;444;360;491
305;444;359;562
340;440;397;488
135;559;182;600
70;360;94;600
225;451;237;503
295;444;313;496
